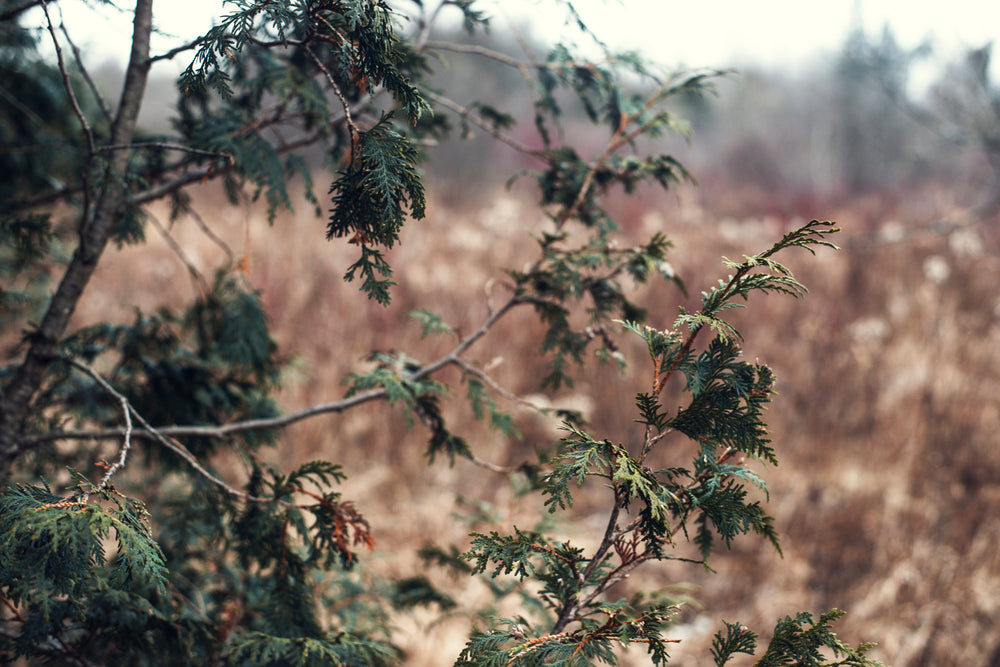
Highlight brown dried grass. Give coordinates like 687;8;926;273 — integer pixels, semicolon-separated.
72;175;1000;665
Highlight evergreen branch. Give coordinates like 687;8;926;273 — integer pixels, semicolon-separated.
130;127;326;207
1;588;97;667
7;87;358;217
553;81;677;229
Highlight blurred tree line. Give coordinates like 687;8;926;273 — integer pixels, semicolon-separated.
420;21;1000;221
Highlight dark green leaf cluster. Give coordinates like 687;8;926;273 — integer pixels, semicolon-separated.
464;527;575;581
0;32;88;204
754;609;885;667
0;478;169;663
671;336;777;464
711;620;757;665
140;458;388;665
224;630;400;667
454;605;679;667
182;0;428;120
171;0;435;301
329;113;426;304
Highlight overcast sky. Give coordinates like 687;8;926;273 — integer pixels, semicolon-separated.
43;0;999;81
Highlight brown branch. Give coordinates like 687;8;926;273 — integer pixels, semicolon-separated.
22;295;530;448
59;358;272;503
304;44;360;140
452;358;542;413
422;40;623;75
1;0;155;471
187;205;236;266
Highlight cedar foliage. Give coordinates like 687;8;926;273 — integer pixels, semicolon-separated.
0;1;883;665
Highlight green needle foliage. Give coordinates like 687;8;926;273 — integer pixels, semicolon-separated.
0;1;884;665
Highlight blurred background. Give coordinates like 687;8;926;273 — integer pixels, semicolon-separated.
37;1;1000;664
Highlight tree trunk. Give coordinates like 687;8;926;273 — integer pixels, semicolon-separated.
0;0;155;473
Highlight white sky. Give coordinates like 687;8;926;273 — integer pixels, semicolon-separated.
40;0;1000;81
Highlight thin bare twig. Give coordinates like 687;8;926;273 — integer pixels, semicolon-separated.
26;295;530;447
452;358;544;413
62;360;133;500
97;142;234;162
304;44;360;142
40;0;95;157
187;206;236;266
146;211;212;295
58;360;269;503
58;20;113;125
149;37;203;64
422;90;542;156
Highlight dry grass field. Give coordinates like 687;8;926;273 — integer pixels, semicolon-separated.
71;169;1000;665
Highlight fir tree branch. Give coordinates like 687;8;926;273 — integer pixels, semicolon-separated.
1;593;95;667
553;82;675;229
